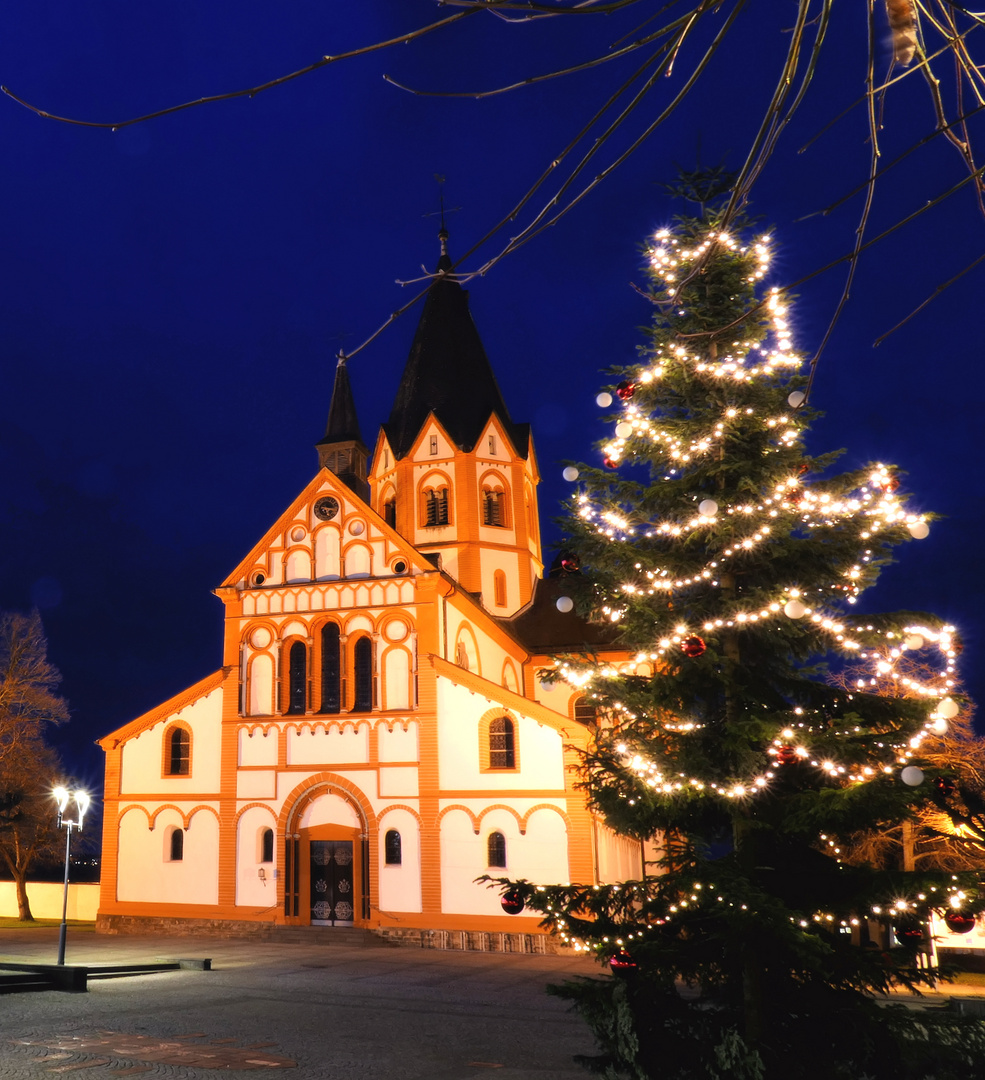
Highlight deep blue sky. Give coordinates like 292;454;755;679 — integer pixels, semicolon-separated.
1;3;982;791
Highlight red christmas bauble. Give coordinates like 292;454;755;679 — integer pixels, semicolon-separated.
935;776;956;798
616;380;637;401
501;889;525;915
603;457;618;469
798;462;810;476
609;950;637;972
775;746;798;766
560;553;580;574
893;921;925;948
944;911;977;935
681;635;706;658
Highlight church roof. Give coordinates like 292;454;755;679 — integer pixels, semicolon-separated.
316;357;365;449
383;242;528;460
502;577;621;654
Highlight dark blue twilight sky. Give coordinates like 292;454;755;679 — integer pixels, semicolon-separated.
1;3;983;791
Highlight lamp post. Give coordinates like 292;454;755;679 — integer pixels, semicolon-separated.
53;787;89;966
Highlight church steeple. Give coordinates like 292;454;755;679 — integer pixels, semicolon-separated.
383;238;528;461
316;355;369;501
370;232;542;615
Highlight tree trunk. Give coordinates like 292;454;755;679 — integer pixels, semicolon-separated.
13;870;33;921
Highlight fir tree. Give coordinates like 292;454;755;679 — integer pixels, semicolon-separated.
493;174;985;1080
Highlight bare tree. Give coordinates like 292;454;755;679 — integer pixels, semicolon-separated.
0;610;69;920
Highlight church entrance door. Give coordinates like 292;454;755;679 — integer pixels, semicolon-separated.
309;840;355;925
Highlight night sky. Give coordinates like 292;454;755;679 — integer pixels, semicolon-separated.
1;3;983;797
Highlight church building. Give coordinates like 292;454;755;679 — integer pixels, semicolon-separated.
96;236;640;941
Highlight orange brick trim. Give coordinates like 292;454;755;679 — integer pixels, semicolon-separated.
376;804;423;827
118;804;153;827
278;772;379;837
519;803;571;833
286;718;371;736
99;670;224;748
436;804;480;833
239;721;280;737
475;803;525;834
148;803;221;830
234;801;279;825
375;717;416;733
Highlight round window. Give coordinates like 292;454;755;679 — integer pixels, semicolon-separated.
393;560;407;574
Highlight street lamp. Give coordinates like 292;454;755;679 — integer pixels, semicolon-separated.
53;787;90;966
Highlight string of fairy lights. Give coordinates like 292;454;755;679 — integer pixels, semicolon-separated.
549;222;959;804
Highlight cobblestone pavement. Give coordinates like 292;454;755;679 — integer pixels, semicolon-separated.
0;929;600;1080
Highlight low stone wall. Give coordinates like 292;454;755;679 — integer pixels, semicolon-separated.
96;913;572;954
0;882;99;921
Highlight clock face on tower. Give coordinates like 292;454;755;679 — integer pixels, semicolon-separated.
314;497;340;521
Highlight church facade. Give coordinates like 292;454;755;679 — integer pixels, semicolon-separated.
96;240;639;938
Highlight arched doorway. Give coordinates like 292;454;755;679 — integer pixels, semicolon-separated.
281;780;374;927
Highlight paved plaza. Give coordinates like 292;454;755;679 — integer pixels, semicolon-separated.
0;928;600;1080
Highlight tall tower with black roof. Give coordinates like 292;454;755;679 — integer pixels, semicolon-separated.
315;356;370;502
370;230;543;615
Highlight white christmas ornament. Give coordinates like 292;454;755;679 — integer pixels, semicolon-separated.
787;390;806;408
901;766;925;787
938;697;959;719
784;600;807;619
562;466;579;482
698;499;718;517
908;521;930;539
615;421;633;439
904;634;925;651
556;596;574;614
931;717;949;735
596;392;613;408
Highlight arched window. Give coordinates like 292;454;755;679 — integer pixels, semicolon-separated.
384;499;397;528
423;487;449;526
170;828;184;862
353;637;373;712
320;624;341;714
286;641;307;715
261;828;274;863
488;717;516;770
167;727;190;776
574;696;598;726
487;831;506;868
384;829;402;866
493;570;507;608
483;488;505;526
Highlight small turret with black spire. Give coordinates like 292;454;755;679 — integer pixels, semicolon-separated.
315;354;370;501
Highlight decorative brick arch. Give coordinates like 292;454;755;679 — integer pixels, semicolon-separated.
436;803;480;834
520;803;571;834
476;803;526;834
239;721;278;738
147;803;220;831
118;804;153;828
234;801;279;826
279;771;378;837
376;804;423;828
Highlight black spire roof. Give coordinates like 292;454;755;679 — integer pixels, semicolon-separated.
317;356;364;449
383;236;528;460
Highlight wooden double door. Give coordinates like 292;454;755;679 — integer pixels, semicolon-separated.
309;839;355;925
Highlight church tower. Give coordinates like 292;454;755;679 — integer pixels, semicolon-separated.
369;233;543;616
315;357;370;503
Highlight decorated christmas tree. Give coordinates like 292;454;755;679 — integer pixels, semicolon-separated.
495;172;985;1080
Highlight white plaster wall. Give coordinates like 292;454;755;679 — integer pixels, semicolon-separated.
300;792;360;829
235;805;278;907
286;549;312;583
286;723;369;765
120;687;222;795
437;678;566;791
249;653;274;716
479;549;519;613
117;806;219;905
378;721;418;762
237;771;276;799
596;824;642;883
382;647;411;710
440;807;519;916
239;727;278;766
378;808;422;913
379;767;419;797
314;526;341;579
